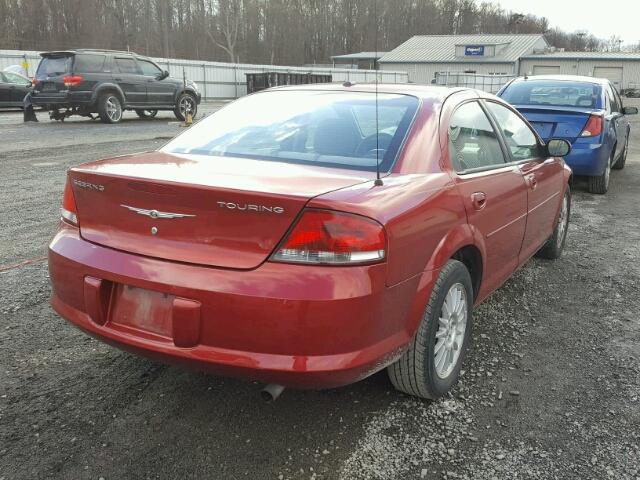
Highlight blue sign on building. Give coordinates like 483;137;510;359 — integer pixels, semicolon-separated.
464;45;485;56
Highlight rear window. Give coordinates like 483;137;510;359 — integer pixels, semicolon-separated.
36;56;72;77
500;81;602;109
73;54;107;73
162;91;419;172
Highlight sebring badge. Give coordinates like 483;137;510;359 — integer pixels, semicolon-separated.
121;205;195;219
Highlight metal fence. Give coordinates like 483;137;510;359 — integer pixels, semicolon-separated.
434;72;515;94
0;49;409;100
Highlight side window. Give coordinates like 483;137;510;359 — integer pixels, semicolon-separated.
607;86;620;113
138;59;162;77
73;54;107;73
449;101;506;172
115;57;140;75
486;102;543;161
3;72;27;84
612;85;623;111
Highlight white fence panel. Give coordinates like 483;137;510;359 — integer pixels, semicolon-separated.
0;50;408;99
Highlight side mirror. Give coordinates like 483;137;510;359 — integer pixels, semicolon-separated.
547;138;571;157
622;106;638;115
158;70;169;80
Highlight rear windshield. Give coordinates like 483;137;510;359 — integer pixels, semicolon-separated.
500;81;602;109
36;56;72;77
73;54;107;73
162;91;419;172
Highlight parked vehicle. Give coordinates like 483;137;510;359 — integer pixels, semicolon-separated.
0;70;31;109
30;49;201;123
498;75;637;194
48;85;572;399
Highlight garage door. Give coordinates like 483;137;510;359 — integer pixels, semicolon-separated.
533;65;561;75
593;67;623;89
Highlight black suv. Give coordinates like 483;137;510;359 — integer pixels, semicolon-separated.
30;49;201;123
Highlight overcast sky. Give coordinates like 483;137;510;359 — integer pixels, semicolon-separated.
495;0;639;45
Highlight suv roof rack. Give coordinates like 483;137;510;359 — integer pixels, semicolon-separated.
40;48;139;56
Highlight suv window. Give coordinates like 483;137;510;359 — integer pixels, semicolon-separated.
37;56;72;77
115;57;140;75
449;101;506;172
74;54;107;73
486;102;543;161
138;59;162;77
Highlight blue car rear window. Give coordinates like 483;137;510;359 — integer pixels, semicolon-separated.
501;81;602;109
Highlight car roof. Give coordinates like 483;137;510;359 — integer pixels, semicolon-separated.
263;83;496;104
510;74;609;86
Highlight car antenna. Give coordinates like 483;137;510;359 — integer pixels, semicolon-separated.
373;0;383;187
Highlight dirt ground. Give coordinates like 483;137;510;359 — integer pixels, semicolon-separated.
0;100;639;480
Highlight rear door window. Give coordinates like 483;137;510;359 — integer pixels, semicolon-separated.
3;72;28;85
115;57;141;75
36;56;72;77
73;54;107;73
486;102;543;161
449;101;506;172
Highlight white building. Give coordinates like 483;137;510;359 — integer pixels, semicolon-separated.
380;34;640;92
379;34;548;84
519;52;640;91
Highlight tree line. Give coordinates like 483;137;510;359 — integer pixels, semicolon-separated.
0;0;613;66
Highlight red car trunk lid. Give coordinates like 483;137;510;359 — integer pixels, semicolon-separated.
69;151;371;269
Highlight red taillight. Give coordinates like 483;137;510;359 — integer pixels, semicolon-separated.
580;114;603;137
31;78;38;86
63;75;83;87
61;178;78;226
271;209;386;265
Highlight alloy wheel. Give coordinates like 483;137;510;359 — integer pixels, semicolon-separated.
434;283;468;379
556;193;569;249
180;96;195;117
106;96;122;122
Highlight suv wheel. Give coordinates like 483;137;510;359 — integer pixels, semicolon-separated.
387;259;473;399
98;93;123;124
135;109;158;119
174;93;197;121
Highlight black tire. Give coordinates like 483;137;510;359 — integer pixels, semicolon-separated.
387;259;473;399
537;187;571;260
135;109;158;119
588;154;611;194
97;93;123;124
174;93;197;121
612;133;629;170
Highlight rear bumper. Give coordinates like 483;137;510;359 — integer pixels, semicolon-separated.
563;139;610;176
31;90;93;108
48;223;429;388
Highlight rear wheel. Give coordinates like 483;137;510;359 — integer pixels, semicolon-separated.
612;133;629;170
387;260;473;399
135;109;158;119
588;154;611;194
537;187;571;260
98;93;123;124
174;93;197;121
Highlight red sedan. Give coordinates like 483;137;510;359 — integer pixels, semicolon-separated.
49;84;572;399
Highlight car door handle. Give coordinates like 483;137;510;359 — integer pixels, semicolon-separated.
525;174;537;190
114;77;122;81
471;192;487;210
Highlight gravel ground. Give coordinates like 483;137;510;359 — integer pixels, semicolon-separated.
0;100;639;480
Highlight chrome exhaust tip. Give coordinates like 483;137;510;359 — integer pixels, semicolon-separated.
261;384;285;402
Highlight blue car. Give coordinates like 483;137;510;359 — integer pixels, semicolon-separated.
498;75;637;193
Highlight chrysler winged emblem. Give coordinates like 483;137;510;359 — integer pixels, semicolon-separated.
121;204;195;219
